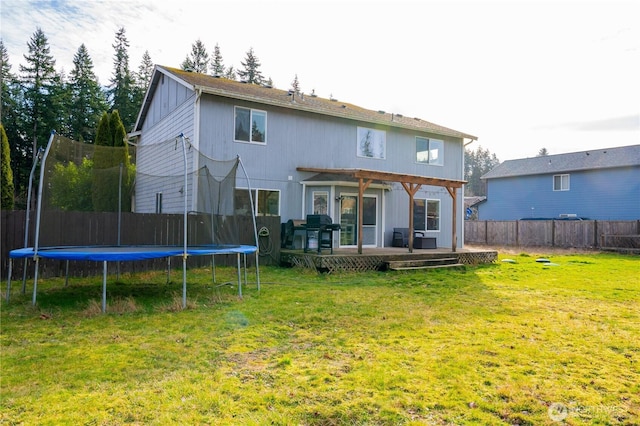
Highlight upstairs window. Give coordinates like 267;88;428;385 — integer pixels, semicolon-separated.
357;127;386;159
553;174;570;191
235;106;266;144
416;137;443;165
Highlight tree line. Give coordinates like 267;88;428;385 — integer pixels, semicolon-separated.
1;28;280;210
1;26;503;210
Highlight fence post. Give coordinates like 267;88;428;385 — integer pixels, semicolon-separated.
484;220;488;245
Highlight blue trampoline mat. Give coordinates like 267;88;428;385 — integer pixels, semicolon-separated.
9;245;258;262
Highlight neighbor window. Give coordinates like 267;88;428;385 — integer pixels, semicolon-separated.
553;174;570;191
235;106;267;143
413;199;440;231
416;137;443;165
234;188;280;216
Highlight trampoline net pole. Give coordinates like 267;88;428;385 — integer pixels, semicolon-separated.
238;157;261;291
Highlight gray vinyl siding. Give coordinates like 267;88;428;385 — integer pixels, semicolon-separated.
135;78;196;213
197;95;465;228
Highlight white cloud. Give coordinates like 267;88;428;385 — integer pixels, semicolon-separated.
1;0;638;161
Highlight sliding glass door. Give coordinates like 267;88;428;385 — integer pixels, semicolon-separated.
339;194;377;247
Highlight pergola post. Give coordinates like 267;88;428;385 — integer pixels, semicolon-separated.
446;187;457;252
357;178;373;254
401;182;422;253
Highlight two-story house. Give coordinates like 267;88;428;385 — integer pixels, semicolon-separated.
478;145;640;220
131;66;477;252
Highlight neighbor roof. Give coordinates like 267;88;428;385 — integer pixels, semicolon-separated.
135;65;477;141
482;145;640;179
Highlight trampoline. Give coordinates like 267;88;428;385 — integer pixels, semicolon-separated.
6;132;262;312
7;244;258;312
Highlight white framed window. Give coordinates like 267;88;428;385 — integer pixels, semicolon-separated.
553;174;570;191
357;127;386;159
413;198;440;231
234;106;267;144
416;137;443;165
234;188;280;216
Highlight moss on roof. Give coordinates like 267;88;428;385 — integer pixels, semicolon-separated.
159;65;477;141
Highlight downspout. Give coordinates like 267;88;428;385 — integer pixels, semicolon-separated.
191;88;202;212
461;138;476;248
194;88;202;151
301;182;306;219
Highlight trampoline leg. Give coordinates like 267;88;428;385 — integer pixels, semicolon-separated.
64;260;69;287
6;259;13;303
243;254;247;287
255;251;261;292
32;257;39;306
22;258;28;294
102;261;107;313
211;255;216;284
237;253;242;298
182;256;187;309
166;257;170;284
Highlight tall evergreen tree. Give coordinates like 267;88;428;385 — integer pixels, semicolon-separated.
136;50;154;89
1;124;14;210
19;28;60;162
1;40;28;206
464;146;500;196
181;39;209;74
224;65;237;81
107;27;137;131
92;110;132;211
238;47;264;84
131;50;154;119
210;43;225;76
68;44;108;143
291;74;301;93
54;69;73;138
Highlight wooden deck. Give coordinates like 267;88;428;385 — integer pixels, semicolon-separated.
280;247;497;273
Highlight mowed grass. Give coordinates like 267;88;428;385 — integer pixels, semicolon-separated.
1;252;638;425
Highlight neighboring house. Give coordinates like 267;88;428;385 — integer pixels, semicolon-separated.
478;145;640;220
131;65;477;250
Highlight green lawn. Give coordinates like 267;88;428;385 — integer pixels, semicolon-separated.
1;252;638;425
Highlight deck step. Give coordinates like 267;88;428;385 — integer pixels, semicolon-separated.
390;263;465;271
386;257;461;271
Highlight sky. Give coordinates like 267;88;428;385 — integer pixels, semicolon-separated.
1;0;638;162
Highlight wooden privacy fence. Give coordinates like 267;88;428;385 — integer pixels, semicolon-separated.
465;220;640;250
1;210;281;279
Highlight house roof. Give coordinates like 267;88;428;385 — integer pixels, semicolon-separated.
134;65;477;141
464;196;486;208
481;144;640;179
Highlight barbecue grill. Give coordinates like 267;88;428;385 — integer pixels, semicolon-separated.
303;214;341;254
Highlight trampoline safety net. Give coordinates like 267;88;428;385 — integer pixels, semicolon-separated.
35;133;258;250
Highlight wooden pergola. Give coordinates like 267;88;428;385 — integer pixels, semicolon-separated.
297;167;466;254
